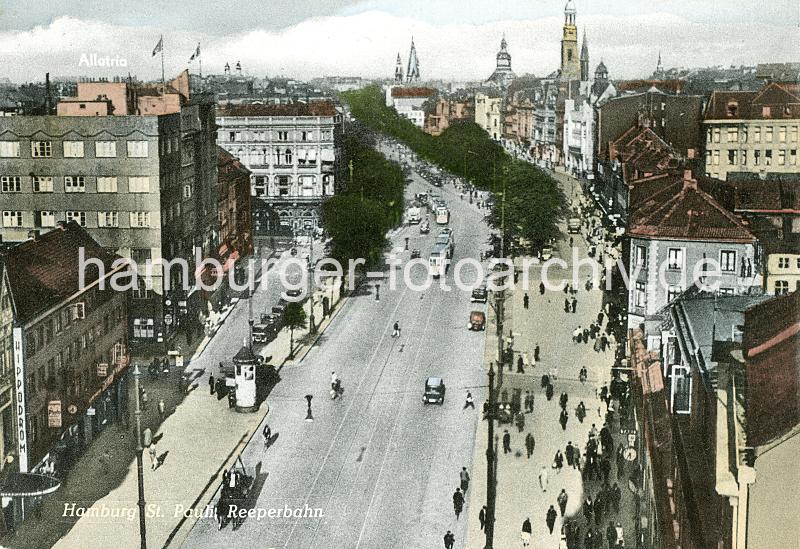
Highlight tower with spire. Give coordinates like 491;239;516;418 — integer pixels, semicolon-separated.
406;38;420;83
580;30;590;82
486;34;517;89
395;53;404;83
655;51;665;78
560;0;580;80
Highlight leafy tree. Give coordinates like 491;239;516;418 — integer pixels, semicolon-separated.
284;302;307;359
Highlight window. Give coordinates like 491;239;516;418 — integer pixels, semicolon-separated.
635;245;647;266
727;150;737;165
778;126;787;142
762;106;771;117
765;127;773;143
0;141;20;157
278;131;288;142
668;248;684;270
31;141;52;158
718;287;735;296
97;211;119;228
777;257;790;269
35;211;56;228
754;150;761;165
128;177;150;193
1;176;21;192
712;150;719;165
63;141;84;158
126;141;149;157
754;127;761;143
66;211;86;226
277;176;290;196
727;128;738;142
634;282;646;307
64;175;86;192
775;280;789;295
791;126;798;142
765;150;772;166
133;318;155;338
91;176;117;193
726;102;738;117
2;211;23;227
301;131;313;141
791;149;797;165
129;211;151;228
712;128;720;143
95;141;117;158
741;128;748;143
182;184;192;198
131;248;151;267
667;285;682;302
284;149;292;164
229;131;236;142
778;150;786;166
720;250;736;272
741;150;747;165
706;128;712;143
254;176;267;197
671;365;692;415
32;176;53;192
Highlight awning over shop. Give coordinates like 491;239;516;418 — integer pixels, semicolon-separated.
0;473;60;497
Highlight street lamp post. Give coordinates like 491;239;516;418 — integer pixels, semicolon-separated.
308;232;317;335
133;365;147;549
484;364;497;549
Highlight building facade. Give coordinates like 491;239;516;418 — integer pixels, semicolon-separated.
216;146;254;259
216;101;341;235
560;0;580;80
0;82;219;347
474;92;502;140
703;83;800;180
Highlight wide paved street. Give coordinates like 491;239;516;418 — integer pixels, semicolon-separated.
183;145;492;548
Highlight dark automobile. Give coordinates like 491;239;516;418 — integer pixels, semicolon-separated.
423;377;446;405
470;284;488;303
252;323;278;344
410;249;421;259
468;311;486;331
285;288;303;299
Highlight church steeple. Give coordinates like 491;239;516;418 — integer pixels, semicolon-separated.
560;0;580;80
395;52;404;82
655;50;664;78
406;37;420;83
580;30;590;82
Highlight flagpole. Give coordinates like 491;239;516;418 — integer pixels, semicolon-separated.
160;34;165;114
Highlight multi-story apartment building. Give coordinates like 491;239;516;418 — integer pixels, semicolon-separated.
0;80;219;347
216;146;253;258
424;96;473;137
474;92;502;140
626;170;761;332
0;222;128;485
703;83;800;180
384;87;435;129
216;101;341;236
532;79;559;165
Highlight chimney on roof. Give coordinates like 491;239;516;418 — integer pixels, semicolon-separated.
27;230;40;241
683;169;697;190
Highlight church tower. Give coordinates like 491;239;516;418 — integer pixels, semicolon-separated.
655;50;665;78
560;0;580;80
580;30;590;82
395;53;404;82
406;38;420;83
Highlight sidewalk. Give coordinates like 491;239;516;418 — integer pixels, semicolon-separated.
464;174;637;549
3;257;348;549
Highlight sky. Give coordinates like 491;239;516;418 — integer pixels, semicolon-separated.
0;0;796;83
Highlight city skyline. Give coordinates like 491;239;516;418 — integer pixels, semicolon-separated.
0;0;796;83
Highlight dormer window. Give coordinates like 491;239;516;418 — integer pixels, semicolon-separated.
726;101;738;117
762;106;771;117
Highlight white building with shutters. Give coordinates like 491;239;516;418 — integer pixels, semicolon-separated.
216;101;342;235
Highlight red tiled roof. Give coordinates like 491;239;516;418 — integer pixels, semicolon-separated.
727;173;800;213
2;222;120;323
391;87;436;98
705;83;800;120
217;101;338;117
629;173;756;242
609;125;681;183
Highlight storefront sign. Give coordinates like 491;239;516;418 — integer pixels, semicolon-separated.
97;363;108;377
13;328;28;472
48;401;62;428
86;407;96;416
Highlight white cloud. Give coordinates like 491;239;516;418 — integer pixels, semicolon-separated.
0;11;795;83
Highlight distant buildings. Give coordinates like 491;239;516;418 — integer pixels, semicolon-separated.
0;76;219;347
215;101;342;235
424;96;473;136
702;82;800;180
474;92;502;140
385;86;435;128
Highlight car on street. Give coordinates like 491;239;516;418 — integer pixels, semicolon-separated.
252;323;279;344
567;217;581;234
410;249;421;259
272;299;289;318
419;221;430;234
468;310;486;331
285;288;303;299
423;377;446;405
470;284;488;303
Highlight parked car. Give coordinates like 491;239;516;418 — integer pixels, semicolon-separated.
423;377;446;405
470;284;488;303
271;299;289;318
252;323;279;344
468;311;486;331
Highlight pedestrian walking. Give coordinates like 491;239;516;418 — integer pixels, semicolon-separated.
546;505;558;534
208;374;215;395
576;401;587;423
149;443;158;471
392;321;400;338
158;398;166;420
583;496;594;522
606;522;617;549
479;506;487;531
557;488;569;516
538;465;549;492
554;449;564;473
546;383;554;401
443;530;455;549
601;457;612;483
616;446;625;477
525;432;535;459
521;517;532;547
515;411;525;432
460;467;470;492
559;392;569;410
611;482;622;514
141;390;149;410
523;293;529;309
564;298;570;313
517;355;525;373
534;344;540;362
503;430;511;454
539;281;545;295
262;423;272;446
452;488;464;519
566;441;575;467
579;366;588;383
464;391;475;409
571;296;577;313
559;408;569;430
